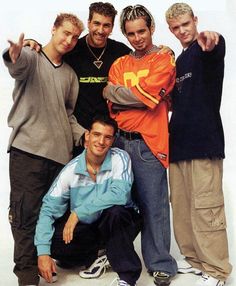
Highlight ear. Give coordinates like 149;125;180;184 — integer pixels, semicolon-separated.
150;25;155;35
84;130;90;143
110;136;115;147
169;26;174;34
51;26;56;36
87;19;90;29
193;16;198;26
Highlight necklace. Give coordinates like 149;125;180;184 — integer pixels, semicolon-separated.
133;45;158;59
86;36;107;69
86;157;99;176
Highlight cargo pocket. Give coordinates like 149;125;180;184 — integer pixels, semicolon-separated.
194;195;226;232
8;198;22;229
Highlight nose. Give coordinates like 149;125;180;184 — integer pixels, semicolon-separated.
134;33;141;41
66;36;73;45
97;25;104;34
98;135;105;145
179;26;185;34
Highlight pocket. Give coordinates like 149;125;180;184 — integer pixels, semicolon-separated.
8;198;22;228
138;140;157;163
194;195;226;231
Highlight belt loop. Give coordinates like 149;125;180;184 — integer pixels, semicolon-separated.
128;132;132;140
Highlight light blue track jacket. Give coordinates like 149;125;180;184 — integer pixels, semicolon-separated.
35;147;134;256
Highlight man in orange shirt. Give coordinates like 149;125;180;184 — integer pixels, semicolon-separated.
103;5;177;286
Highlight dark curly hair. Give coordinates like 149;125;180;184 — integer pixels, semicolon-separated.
88;2;117;25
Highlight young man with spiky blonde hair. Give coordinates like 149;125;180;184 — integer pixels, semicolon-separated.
165;3;232;286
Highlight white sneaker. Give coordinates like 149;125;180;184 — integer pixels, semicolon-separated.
177;259;202;275
195;273;225;286
109;277;136;286
79;255;111;279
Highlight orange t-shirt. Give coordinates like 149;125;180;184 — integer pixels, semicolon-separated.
107;52;176;168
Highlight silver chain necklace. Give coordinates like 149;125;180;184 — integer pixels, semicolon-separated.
86;36;107;69
86;157;99;176
132;45;158;59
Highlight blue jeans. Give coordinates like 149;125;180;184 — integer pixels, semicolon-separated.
115;136;177;276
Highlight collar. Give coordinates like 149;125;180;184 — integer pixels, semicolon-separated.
74;149;112;175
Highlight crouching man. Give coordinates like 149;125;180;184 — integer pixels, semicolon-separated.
34;115;142;286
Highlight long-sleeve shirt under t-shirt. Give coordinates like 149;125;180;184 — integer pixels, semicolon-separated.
103;51;176;168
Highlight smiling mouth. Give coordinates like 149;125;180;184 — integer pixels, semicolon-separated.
95;145;105;151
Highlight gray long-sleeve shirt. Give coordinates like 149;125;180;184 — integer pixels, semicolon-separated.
3;46;85;165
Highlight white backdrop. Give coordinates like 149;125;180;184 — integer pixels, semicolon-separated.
0;0;235;283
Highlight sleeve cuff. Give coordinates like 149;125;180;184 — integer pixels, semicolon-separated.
37;244;51;256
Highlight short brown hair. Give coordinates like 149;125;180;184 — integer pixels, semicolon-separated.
89;115;118;136
54;13;84;32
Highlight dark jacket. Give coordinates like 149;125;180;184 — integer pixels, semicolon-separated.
169;35;225;162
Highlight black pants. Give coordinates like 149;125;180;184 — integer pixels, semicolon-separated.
51;206;142;286
98;206;142;285
51;210;99;267
9;148;64;285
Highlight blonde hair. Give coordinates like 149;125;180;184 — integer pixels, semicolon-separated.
54;13;84;32
120;4;155;35
165;3;194;22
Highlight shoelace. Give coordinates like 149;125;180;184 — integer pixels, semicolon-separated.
200;273;225;285
201;273;209;281
86;255;107;271
153;271;170;278
80;255;109;278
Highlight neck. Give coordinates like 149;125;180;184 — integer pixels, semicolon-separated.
134;44;156;59
86;150;104;176
42;44;62;65
86;34;106;48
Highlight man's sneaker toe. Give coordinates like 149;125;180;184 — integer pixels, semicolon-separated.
177;259;202;275
195;274;225;286
153;271;172;286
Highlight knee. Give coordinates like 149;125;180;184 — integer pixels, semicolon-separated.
104;205;125;218
102;205;132;225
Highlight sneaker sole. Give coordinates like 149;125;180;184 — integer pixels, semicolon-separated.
154;281;171;286
178;268;202;275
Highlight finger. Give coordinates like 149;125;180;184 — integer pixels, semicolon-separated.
63;228;68;243
7;39;14;46
41;271;50;283
52;260;57;273
212;32;219;45
48;272;53;283
66;226;74;243
19;33;25;46
36;44;41;52
205;35;211;50
197;33;206;51
198;40;206;51
63;226;71;244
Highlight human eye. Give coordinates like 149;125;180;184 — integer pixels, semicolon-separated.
72;35;79;41
62;30;71;37
105;135;113;141
93;21;100;27
104;23;112;29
